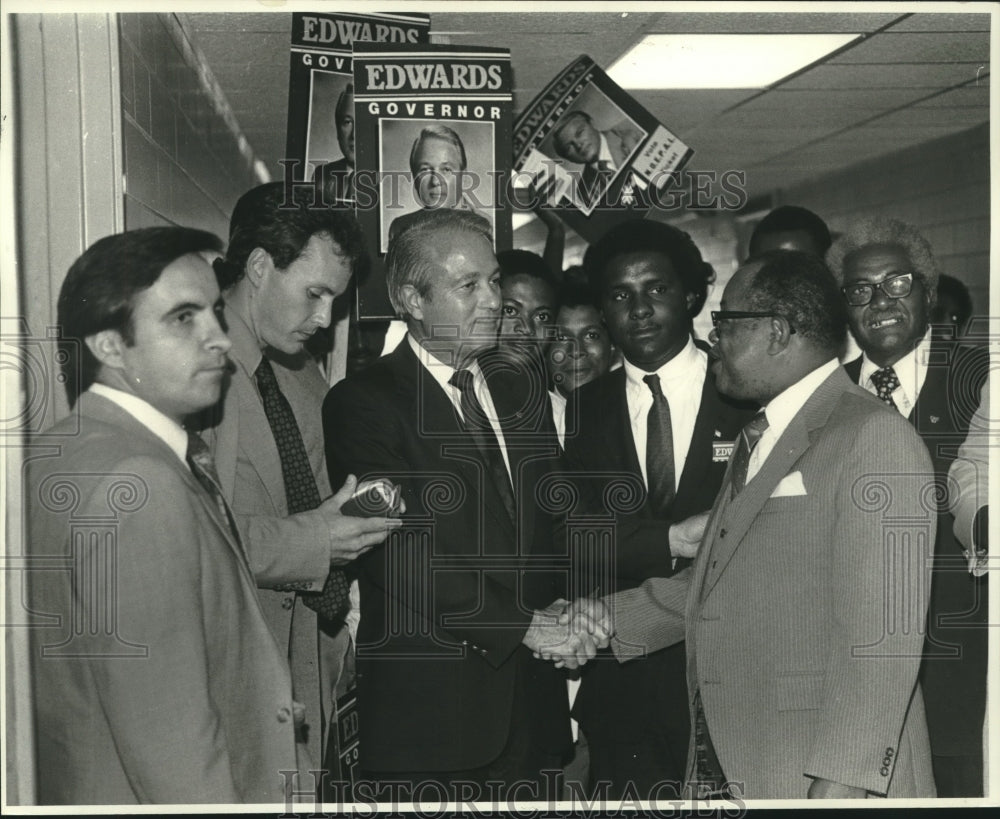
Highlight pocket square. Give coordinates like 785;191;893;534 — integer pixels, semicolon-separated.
770;471;807;498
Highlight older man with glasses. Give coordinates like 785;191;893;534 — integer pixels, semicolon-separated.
829;217;989;798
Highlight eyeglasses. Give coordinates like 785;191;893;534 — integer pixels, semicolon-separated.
710;310;796;334
841;272;914;307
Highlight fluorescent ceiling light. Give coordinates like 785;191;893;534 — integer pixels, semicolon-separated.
607;34;859;90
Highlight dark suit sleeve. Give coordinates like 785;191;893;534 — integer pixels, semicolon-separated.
83;456;241;802
562;391;677;588
324;379;534;667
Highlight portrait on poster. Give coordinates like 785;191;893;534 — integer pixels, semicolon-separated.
378;118;497;253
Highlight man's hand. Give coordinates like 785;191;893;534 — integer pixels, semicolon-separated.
807;777;867;799
523;597;614;669
316;474;404;566
669;511;710;559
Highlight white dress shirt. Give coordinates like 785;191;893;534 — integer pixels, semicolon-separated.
597;132;618;172
89;382;189;467
857;328;933;417
408;334;512;480
549;389;567;449
624;336;707;491
746;358;840;485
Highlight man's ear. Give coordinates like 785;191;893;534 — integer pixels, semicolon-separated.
245;247;275;288
685;291;698;312
85;330;127;371
399;284;425;322
767;316;794;355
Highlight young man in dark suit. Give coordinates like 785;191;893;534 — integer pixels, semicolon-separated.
562;219;755;799
322;208;610;798
829;216;989;797
27;228;302;803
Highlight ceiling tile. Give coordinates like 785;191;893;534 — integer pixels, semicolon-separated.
780;62;988;89
829;31;990;63
887;12;992;32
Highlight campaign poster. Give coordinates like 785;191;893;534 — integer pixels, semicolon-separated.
353;43;514;319
285;11;431;201
512;54;693;242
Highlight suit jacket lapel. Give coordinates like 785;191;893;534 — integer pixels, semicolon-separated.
674;371;723;511
399;342;517;542
700;368;848;598
81;393;256;579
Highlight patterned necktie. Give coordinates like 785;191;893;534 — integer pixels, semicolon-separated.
871;366;900;409
255;357;350;622
449;368;517;524
186;431;240;543
643;374;675;516
730;410;769;498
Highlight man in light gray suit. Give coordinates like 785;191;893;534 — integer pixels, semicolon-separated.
595;250;937;799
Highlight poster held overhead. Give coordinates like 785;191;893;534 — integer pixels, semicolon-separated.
285;11;431;203
353;43;513;319
512;54;693;242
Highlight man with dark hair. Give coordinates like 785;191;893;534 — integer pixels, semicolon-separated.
548;280;614;448
552;110;643;208
322;208;609;795
496;249;558;366
563;219;753;798
601;249;936;799
30;227;302;803
200;182;400;774
747;205;833;259
313;83;355;203
829;217;989;797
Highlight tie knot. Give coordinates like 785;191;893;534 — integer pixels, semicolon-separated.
449;368;475;394
871;366;899;389
255;357;278;391
642;373;662;397
744;411;769;444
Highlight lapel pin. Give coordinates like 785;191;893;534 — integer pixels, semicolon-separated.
929;415;939;424
714;429;722;437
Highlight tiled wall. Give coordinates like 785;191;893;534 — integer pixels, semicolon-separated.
118;13;264;238
778;123;990;318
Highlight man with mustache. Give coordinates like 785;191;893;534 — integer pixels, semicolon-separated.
563;219;753;799
830;217;989;797
200;183;402;776
28;228;302;803
605;249;936;799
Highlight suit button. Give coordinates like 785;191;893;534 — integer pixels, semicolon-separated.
282;597;294;610
277;706;292;723
719;529;727;538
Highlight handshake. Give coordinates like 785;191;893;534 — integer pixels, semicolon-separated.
522;597;614;669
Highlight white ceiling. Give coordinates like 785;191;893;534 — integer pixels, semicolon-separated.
180;8;991;204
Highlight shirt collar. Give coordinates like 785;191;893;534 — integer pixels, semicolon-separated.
407;333;484;395
623;336;702;397
858;327;933;406
762;358;840;442
89;382;189;465
597;132;616;171
222;300;263;376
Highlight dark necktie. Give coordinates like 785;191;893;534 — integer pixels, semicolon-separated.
871;366;901;409
186;431;241;544
448;368;517;524
730;410;769;498
256;357;350;622
643;373;675;516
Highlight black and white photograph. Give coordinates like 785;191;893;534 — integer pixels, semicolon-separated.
379;118;497;252
1;2;994;815
537;85;648;215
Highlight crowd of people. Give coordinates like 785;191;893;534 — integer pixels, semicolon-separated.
26;186;990;805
